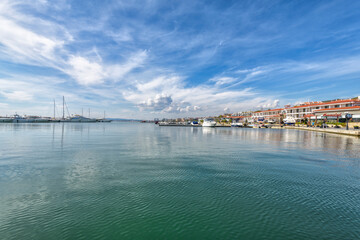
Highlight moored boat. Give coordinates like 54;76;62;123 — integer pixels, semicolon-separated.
283;116;296;125
61;115;97;122
202;118;216;127
0;117;12;123
231;122;243;127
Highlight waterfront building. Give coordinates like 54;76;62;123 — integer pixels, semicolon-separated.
225;116;246;123
251;108;284;123
227;96;360;124
313;104;360;124
284;97;360;121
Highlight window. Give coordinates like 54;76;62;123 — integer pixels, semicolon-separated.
346;104;351;107
325;106;329;109
335;105;340;108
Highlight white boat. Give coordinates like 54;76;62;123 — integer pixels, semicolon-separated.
97;111;112;122
202;118;216;127
62;115;97;122
97;119;112;122
0;117;12;123
283;116;296;125
231;122;243;127
11;114;29;123
26;116;51;123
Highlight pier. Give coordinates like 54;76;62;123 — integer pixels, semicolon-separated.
284;126;360;137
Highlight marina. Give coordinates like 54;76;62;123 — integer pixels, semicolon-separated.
1;0;360;239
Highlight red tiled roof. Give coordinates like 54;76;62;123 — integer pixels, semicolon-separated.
287;99;359;109
264;114;281;118
227;116;245;119
313;106;360;112
257;108;284;113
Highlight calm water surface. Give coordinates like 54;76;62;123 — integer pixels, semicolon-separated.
0;122;359;239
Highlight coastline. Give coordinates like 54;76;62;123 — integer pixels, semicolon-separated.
283;126;360;137
158;123;360;136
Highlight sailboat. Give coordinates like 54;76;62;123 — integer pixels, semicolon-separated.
60;97;97;122
97;111;112;122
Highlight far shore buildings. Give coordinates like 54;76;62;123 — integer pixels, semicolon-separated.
156;96;360;124
228;96;360;123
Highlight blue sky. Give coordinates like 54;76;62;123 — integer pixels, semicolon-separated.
0;0;360;119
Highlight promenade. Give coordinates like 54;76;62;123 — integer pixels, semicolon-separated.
285;126;360;137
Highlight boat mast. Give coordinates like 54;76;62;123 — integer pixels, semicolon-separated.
62;96;65;120
53;99;56;119
88;108;90;118
104;111;105;119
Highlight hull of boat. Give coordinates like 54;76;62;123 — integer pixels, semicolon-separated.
69;119;97;122
33;119;51;123
97;119;112;122
0;118;12;123
12;119;32;123
202;122;216;127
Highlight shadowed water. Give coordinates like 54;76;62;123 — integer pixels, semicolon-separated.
0;123;359;239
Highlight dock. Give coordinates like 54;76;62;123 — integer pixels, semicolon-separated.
158;123;360;136
158;123;230;127
284;126;360;137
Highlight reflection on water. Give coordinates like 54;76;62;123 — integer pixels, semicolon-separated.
0;123;359;239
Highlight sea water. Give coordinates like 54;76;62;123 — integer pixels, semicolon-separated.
0;123;359;239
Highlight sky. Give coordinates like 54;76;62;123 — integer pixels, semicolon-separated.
1;0;360;119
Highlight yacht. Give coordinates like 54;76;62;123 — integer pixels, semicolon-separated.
190;121;199;125
0;117;12;123
11;114;29;123
97;118;112;122
231;122;243;127
26;116;51;123
283;116;296;125
202;118;216;127
97;111;112;122
62;115;97;122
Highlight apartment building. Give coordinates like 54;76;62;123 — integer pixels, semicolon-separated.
284;98;360;120
251;108;284;122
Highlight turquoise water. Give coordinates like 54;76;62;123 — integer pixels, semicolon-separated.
0;123;359;239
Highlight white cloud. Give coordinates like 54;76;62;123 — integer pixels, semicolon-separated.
107;50;148;81
1;91;33;101
139;94;173;111
123;74;259;116
210;76;237;85
0;16;64;66
67;56;106;85
66;50;148;86
137;93;201;114
0;1;71;68
257;99;280;109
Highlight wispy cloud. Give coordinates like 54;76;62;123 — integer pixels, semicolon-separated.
1;90;33;101
67;56;106;85
1;0;360;118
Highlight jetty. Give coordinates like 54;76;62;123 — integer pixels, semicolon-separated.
158;123;230;127
284;126;360;137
